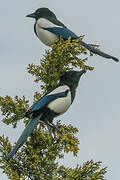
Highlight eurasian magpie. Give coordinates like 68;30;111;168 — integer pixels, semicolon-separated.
26;7;119;62
6;70;85;160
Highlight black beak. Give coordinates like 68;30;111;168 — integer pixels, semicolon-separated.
26;12;36;18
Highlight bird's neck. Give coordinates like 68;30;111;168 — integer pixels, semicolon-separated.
70;86;76;103
34;22;38;36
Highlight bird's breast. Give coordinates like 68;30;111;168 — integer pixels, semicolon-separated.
35;18;58;46
47;85;71;114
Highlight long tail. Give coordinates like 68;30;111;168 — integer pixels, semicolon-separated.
80;41;119;62
6;114;42;161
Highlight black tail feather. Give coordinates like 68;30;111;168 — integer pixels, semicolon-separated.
6;114;42;161
80;41;119;62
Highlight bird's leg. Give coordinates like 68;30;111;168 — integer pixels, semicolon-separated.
39;120;62;134
50;122;62;134
39;120;54;136
40;120;62;134
39;120;53;128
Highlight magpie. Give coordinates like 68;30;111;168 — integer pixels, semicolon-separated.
6;70;85;160
26;7;119;62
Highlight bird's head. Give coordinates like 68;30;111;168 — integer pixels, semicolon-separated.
60;70;86;88
26;7;56;21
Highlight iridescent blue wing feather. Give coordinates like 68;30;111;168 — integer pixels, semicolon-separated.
42;27;78;40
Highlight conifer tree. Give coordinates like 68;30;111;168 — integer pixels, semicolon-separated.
0;37;107;179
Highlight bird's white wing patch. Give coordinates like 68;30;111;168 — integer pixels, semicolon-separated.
48;85;69;95
37;18;61;28
47;85;71;114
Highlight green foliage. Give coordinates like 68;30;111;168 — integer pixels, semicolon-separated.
0;96;29;128
28;37;94;92
56;160;107;180
0;38;107;179
0;125;80;180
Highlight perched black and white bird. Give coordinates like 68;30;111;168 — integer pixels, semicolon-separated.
26;7;119;62
6;70;85;160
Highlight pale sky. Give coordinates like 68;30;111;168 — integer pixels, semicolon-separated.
0;0;120;179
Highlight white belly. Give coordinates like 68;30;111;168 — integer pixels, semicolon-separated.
36;27;57;46
47;85;71;114
35;18;58;46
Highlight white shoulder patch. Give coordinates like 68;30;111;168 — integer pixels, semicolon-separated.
48;85;70;95
37;18;60;28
